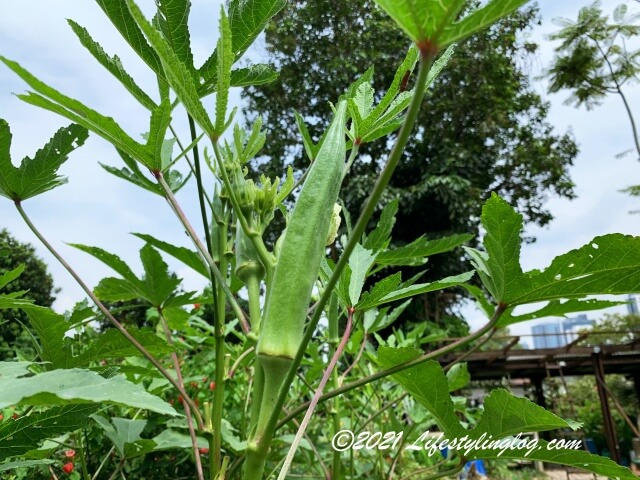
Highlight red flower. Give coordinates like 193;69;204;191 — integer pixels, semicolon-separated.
209;381;216;391
62;462;74;474
193;303;202;310
199;447;209;455
64;449;76;458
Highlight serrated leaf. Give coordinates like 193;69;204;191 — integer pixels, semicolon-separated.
139;244;181;306
470;389;574;439
133;233;208;278
145;100;172;170
94;277;140;302
465;443;637;479
275;166;294;204
294;111;319;161
447;362;470;392
439;0;529;47
377;234;473;267
228;0;286;61
500;298;624;327
0;58;153;167
462;284;495;318
150;428;208;451
0;405;97;461
127;0;214;134
70;244;139;285
214;7;233;137
364;200;398;252
67;20;157;110
377;271;473;306
95;0;164;77
155;0;194;71
373;0;466;43
348;244;376;305
0;121;88;201
0;368;178;415
363;299;411;333
231;64;278;87
377;347;465;437
0;265;24;290
91;415;147;456
22;306;69;369
357;272;402;311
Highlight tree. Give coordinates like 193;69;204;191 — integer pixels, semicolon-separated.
0;229;58;359
244;0;578;328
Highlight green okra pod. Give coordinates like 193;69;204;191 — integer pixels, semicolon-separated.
257;100;348;360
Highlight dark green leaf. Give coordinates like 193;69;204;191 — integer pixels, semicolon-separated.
231;64;279;87
127;0;214;134
91;414;147;456
0;121;88;201
376;234;473;267
22;306;69;369
94;277;139;302
133;233;208;278
70;244;139;285
215;7;234;137
348;244;376;305
0;405;97;461
139;244;181;306
377;347;465;437
95;0;164;78
146;100;172;170
357;272;402;311
228;0;286;60
155;0;194;70
0;265;24;290
0;460;55;472
377;271;474;305
67;20;157;110
364;200;398;252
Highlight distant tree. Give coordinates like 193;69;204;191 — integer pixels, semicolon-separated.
244;0;578;330
0;229;58;359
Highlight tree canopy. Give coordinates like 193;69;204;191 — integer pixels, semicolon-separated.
243;0;578;328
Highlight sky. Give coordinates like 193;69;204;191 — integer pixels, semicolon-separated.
1;1;639;346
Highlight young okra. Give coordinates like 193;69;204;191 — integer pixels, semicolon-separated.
249;101;348;452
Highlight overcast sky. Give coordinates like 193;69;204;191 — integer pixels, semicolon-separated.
1;1;639;346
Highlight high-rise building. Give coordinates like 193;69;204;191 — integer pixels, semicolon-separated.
531;315;595;349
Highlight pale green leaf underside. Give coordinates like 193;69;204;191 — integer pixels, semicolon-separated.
0;368;178;416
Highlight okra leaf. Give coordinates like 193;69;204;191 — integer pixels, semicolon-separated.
470;389;578;439
69;244;139;285
0;265;24;290
465;444;637;480
214;7;233;137
0;460;55;473
0;405;97;461
373;0;466;43
139;244;182;307
0;369;178;416
376;271;474;306
91;415;147;457
479;193;640;306
377;347;466;438
294;111;319;161
499;298;624;327
0;361;32;380
364;199;398;252
145;100;172;170
0;121;88;201
446;362;470;392
348;244;377;306
461;284;495;318
67;20;157;110
155;0;194;71
95;0;164;78
228;0;286;61
357;272;403;311
132;233;209;278
22;307;69;370
94;277;140;302
376;234;473;267
363;299;411;333
438;0;530;48
230;64;279;87
127;0;214;135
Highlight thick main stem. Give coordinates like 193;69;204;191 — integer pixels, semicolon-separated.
14;201;203;429
276;309;354;480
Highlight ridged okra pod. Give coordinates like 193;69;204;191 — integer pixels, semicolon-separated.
257;100;347;360
247;102;347;460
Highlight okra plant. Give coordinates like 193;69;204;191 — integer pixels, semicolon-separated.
1;0;639;479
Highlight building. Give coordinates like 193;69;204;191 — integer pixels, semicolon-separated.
531;314;595;349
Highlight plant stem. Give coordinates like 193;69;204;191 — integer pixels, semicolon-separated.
158;309;205;480
212;224;228;478
211;141;275;281
248;50;437;474
246;275;262;333
155;172;248;332
14;201;203;429
277;304;505;429
276;308;355;480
